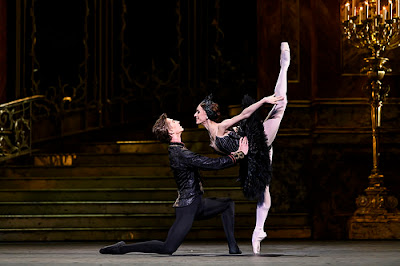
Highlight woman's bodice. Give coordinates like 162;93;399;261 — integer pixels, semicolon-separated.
214;130;240;154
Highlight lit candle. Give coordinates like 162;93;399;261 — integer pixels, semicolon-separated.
377;0;380;15
383;6;387;21
353;0;357;16
389;0;393;19
345;2;350;21
397;0;400;18
359;6;364;23
365;1;369;19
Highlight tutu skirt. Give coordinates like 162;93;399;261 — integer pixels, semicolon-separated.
238;95;272;203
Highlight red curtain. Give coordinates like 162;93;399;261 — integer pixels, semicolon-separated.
0;0;7;103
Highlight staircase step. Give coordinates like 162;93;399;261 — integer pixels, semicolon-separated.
0;213;309;229
0;176;178;189
0;214;243;228
0;226;312;241
0;165;239;177
33;153;171;167
77;132;213;154
0;188;247;202
33;151;221;167
0;200;259;215
0;175;241;189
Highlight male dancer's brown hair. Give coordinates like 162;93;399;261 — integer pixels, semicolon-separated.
152;113;171;143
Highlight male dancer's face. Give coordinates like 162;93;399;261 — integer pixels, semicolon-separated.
166;118;184;135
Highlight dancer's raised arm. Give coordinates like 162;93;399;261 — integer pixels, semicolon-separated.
217;95;283;135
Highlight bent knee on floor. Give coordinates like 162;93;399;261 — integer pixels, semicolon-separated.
161;246;178;255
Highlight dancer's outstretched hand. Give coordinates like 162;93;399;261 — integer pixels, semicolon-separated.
263;95;284;105
238;137;249;155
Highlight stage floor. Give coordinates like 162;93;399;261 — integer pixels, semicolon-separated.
0;240;399;265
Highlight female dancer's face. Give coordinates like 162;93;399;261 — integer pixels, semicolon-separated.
194;105;208;125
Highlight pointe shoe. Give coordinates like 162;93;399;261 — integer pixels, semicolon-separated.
99;241;126;254
280;42;290;69
252;230;267;255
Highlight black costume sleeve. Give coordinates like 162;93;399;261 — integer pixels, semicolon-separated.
181;149;244;170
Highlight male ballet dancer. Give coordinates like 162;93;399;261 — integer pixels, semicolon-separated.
99;113;248;255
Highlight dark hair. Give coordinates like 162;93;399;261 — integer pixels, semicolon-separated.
152;113;171;143
200;94;220;121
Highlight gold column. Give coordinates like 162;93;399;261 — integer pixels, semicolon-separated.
342;0;400;239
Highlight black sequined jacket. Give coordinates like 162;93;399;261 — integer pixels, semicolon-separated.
168;142;238;208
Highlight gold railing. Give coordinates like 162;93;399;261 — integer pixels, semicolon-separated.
0;95;46;161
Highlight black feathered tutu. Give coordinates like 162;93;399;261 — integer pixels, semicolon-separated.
237;95;272;203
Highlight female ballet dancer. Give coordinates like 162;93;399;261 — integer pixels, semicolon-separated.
194;42;290;254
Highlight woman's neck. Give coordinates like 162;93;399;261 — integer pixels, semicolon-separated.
202;119;218;139
202;119;214;130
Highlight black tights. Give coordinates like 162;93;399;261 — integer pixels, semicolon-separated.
119;196;237;255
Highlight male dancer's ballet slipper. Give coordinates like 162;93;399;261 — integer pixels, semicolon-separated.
99;241;126;254
280;42;290;69
229;244;242;255
252;229;267;255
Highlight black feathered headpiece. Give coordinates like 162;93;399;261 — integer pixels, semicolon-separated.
200;94;220;121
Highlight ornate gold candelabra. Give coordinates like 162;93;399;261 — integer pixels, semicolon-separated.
342;0;400;239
